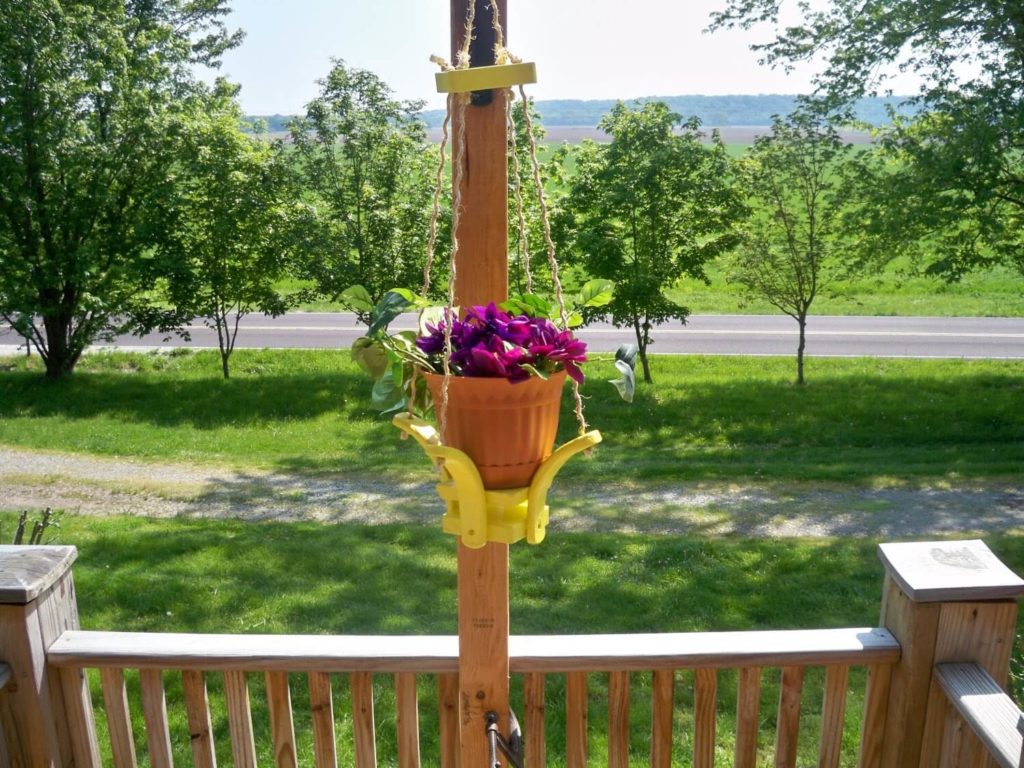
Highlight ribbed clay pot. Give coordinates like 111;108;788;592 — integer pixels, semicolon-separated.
424;370;566;490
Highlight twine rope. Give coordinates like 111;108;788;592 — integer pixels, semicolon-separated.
506;90;533;293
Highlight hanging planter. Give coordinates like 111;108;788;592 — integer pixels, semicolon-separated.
423;369;565;489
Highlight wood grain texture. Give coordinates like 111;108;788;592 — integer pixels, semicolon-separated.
735;667;761;768
437;673;459;768
456;541;509;768
47;627;899;673
182;670;216;768
0;545;77;604
350;672;377;768
265;671;297;768
33;569;82;764
608;670;630;768
857;662;893;768
139;669;173;768
223;669;257;768
524;672;546;768
935;663;1022;768
308;672;336;768
694;668;717;768
819;665;849;768
565;672;588;768
878;540;1024;603
395;673;420;768
774;665;804;768
60;665;101;768
100;667;138;768
650;669;674;768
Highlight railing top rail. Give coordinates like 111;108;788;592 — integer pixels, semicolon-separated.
936;662;1024;768
46;627;899;673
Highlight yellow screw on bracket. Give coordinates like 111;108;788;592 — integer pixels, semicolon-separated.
393;414;601;548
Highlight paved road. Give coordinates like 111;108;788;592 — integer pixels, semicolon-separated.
2;313;1023;359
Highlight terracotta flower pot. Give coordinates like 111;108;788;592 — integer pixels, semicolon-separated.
424;370;567;490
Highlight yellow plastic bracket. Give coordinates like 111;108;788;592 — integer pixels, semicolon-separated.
435;62;537;94
392;413;601;548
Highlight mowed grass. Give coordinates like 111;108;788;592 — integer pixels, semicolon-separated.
9;512;1024;766
1;349;1021;484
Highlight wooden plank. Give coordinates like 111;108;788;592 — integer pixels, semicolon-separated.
524;672;546;768
60;666;101;768
565;672;588;768
608;671;630;768
395;673;420;768
774;665;804;768
0;662;9;691
878;540;1024;603
735;667;761;768
0;545;77;604
223;669;257;768
265;671;297;768
437;673;459;768
139;669;174;768
47;627;900;673
650;669;674;768
936;663;1023;768
100;667;138;768
308;672;337;768
857;662;893;768
350;671;377;768
694;668;717;768
818;665;849;768
182;670;216;768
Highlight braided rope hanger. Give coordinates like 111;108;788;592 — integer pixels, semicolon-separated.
422;0;588;443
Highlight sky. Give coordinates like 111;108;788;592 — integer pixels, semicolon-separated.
204;0;922;115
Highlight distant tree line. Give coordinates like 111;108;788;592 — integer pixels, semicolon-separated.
2;0;1019;387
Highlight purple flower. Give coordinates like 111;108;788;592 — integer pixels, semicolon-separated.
416;303;587;383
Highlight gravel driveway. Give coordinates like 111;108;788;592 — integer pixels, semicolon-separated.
2;445;1022;538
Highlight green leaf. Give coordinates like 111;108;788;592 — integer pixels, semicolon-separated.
350;336;388;379
501;293;553;318
578;279;615;308
340;285;374;313
567;311;584;328
389;287;430;308
368;291;413;336
609;359;636;403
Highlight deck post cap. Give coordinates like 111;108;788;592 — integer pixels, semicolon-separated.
878;539;1024;603
0;545;78;604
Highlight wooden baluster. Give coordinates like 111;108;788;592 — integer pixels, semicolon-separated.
566;672;588;768
224;669;257;768
266;672;298;768
608;671;630;768
395;673;420;768
350;672;377;768
650;670;674;768
61;665;101;768
735;667;761;768
857;663;892;768
524;673;546;768
100;667;139;768
308;672;337;768
774;666;804;768
139;669;174;768
437;673;459;768
694;668;717;768
818;665;849;768
182;670;217;768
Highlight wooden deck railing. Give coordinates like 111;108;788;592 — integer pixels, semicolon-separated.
45;627;900;768
935;662;1024;768
3;539;1024;767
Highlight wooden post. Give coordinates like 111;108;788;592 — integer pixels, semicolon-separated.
0;545;96;768
450;1;511;766
869;539;1024;768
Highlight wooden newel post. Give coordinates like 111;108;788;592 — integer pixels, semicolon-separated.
0;546;97;768
449;1;511;766
865;539;1024;768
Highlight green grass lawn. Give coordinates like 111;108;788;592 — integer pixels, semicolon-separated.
9;513;1022;766
1;350;1021;484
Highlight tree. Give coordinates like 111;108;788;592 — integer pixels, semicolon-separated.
709;0;1024;282
566;102;744;383
729;111;854;384
290;62;436;317
0;0;241;378
150;86;305;379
